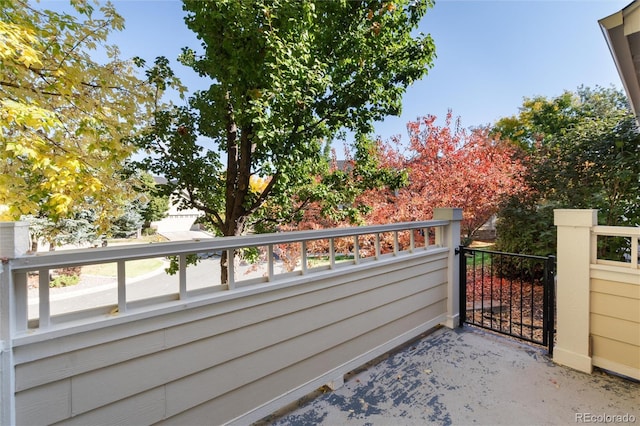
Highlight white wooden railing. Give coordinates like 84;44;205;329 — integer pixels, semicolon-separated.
591;225;640;269
8;220;449;334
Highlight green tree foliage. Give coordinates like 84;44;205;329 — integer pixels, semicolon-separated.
54;209;100;247
107;172;170;237
20;215;53;252
110;203;144;238
493;86;640;256
0;0;179;233
22;209;99;251
137;0;436;281
138;0;435;241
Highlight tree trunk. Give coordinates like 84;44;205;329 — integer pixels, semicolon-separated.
219;94;254;285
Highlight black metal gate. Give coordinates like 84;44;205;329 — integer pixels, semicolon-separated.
458;246;555;355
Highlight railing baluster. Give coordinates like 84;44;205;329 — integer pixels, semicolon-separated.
353;236;360;264
590;232;598;264
410;230;415;252
393;231;399;256
519;257;524;337
227;249;235;289
424;228;430;250
507;255;513;336
117;260;126;314
179;254;187;299
13;271;28;331
435;226;443;247
479;252;485;325
530;259;535;340
375;233;381;259
38;268;50;329
495;253;501;332
267;244;274;281
329;238;335;269
301;241;307;274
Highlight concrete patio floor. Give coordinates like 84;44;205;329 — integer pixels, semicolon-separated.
256;326;639;425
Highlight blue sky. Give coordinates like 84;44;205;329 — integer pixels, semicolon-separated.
97;0;628;143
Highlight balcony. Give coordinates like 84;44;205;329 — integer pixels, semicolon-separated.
0;208;637;425
258;326;638;425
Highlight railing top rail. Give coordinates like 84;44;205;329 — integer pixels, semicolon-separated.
461;246;551;261
10;220;449;271
592;225;640;237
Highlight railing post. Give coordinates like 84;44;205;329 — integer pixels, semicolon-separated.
553;209;597;374
458;246;467;328
544;255;556;356
0;221;30;426
433;208;462;329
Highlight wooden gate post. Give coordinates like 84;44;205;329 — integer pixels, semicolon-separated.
553;209;597;374
433;208;462;329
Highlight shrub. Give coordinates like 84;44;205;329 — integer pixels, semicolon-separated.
50;274;80;288
49;266;82;288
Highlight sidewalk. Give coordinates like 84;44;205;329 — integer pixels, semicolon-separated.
258;326;639;425
27;263;168;304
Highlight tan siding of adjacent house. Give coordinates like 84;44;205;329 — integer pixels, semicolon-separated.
590;275;640;380
553;211;639;380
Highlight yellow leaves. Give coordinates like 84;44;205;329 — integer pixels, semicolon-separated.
49;194;73;215
34;156;52;169
0;2;161;222
250;176;269;194
0;21;43;68
0;177;40;220
0;210;14;221
531;101;543;112
1;99;61;131
5;142;37;159
88;177;103;192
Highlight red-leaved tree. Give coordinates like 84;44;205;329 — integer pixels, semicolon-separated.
363;111;527;243
280;112;528;270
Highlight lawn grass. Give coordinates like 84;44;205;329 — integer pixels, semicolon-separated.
82;258;164;278
307;254;354;267
106;234;168;244
467;244;494;267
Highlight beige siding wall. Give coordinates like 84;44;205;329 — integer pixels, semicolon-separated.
554;210;639;380
590;274;640;380
13;250;449;425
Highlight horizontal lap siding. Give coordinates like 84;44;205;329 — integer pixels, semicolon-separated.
14;252;448;426
162;303;446;426
590;277;640;380
164;288;446;424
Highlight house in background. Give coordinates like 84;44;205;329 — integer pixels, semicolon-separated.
151;176;209;240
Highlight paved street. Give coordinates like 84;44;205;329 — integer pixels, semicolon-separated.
28;256;262;318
